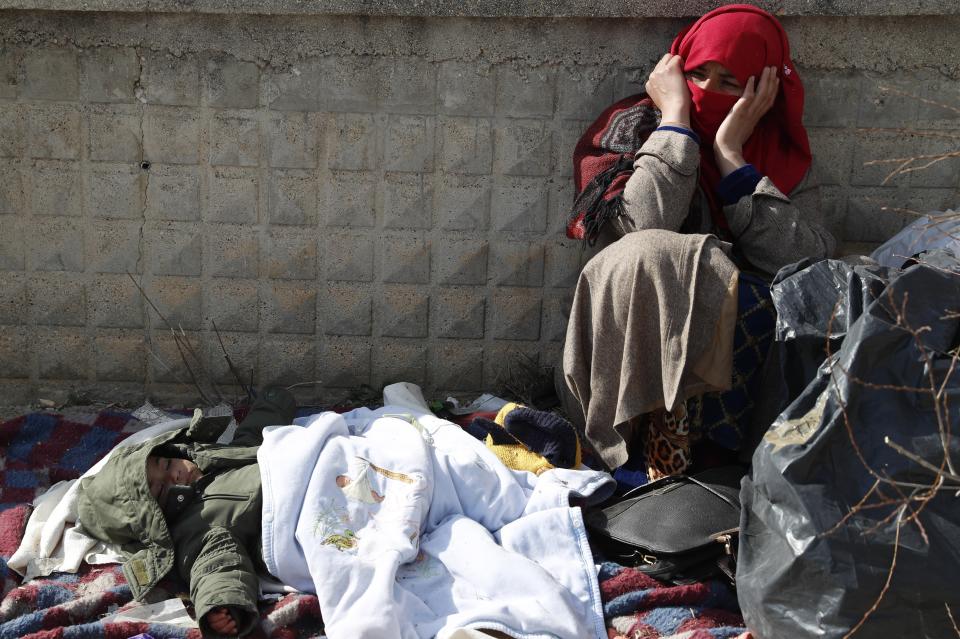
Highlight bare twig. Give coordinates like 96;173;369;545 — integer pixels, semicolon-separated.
878;85;960;115
946;603;960;637
884;437;960;485
286;380;324;390
841;507;904;639
212;320;253;400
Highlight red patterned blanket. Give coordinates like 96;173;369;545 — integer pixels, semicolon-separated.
0;409;746;639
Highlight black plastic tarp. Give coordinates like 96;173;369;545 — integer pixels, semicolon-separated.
738;250;960;639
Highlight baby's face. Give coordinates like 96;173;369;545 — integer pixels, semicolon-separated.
146;456;203;505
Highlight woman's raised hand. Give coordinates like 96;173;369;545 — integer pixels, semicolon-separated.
714;65;779;176
645;53;691;127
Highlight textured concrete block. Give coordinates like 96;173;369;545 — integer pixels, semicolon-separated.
845;187;959;243
850;132;914;187
324;233;375;282
432;238;487;285
29;273;86;326
383;173;433;230
88;107;142;163
438;62;495;117
23;50;78;101
385;115;435;173
0;216;24;270
204;55;259;109
322;339;371;388
267;113;319;168
483;343;540;388
151;277;203;331
0;49;18;100
27;219;84;272
207;169;259;224
439;118;492;175
143;52;199;106
262;282;317;334
204;331;258;384
431;289;485;339
489;292;541;340
0;160;22;215
857;76;920;128
325;171;376;227
909;137;960;188
88;275;144;328
149;332;195;383
95;334;146;382
80;47;139;103
146;166;201;221
807;128;853;187
267;61;323;112
382;58;436;115
259;335;316;386
495;119;553;176
429;343;484;391
210;114;260;167
143;108;201;164
375;342;427;387
801;69;861;128
556;120;589;179
379;287;429;338
0;104;26;157
29;105;80;160
203;279;259;333
268;170;318;226
316;57;381;113
544;240;582;288
88;165;144;219
0;275;27;325
492;177;549;232
541;295;571;342
0;381;35;405
31;161;81;217
381;236;430;284
613;66;648;103
147;227;203;277
557;67;616;119
330;113;379;171
490;241;544;287
0;328;30;379
206;228;259;278
434;175;490;231
322;285;372;336
548;179;576;237
265;230;318;280
496;67;555;118
37;330;89;380
917;77;960;127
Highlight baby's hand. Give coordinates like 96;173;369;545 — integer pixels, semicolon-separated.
206;606;238;636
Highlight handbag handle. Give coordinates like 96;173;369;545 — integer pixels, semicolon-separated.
617;472;740;511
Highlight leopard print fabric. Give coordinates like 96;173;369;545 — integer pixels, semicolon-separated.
644;404;691;480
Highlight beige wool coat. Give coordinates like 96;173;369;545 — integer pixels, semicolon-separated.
562;129;835;469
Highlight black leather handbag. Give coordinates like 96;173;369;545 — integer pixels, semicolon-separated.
584;465;745;585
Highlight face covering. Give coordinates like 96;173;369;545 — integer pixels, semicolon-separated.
669;3;811;230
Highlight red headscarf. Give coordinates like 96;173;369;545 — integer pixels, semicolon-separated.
566;4;810;242
672;4;811;230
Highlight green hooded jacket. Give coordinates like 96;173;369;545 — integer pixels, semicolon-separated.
78;411;270;637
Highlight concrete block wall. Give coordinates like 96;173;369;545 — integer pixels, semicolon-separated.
0;5;958;406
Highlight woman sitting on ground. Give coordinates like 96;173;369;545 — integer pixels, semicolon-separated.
562;4;835;481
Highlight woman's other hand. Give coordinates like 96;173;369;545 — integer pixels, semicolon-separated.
645;53;691;127
714;65;779;176
207;606;238;635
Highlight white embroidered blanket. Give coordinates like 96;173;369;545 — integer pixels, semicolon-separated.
259;406;615;639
